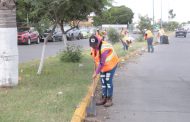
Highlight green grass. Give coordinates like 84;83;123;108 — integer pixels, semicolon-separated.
0;40;146;122
113;41;146;57
0;56;93;122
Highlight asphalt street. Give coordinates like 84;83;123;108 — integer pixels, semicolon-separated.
102;34;190;122
18;33;140;63
18;39;89;63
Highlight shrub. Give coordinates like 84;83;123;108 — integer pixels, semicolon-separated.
136;36;145;42
107;28;120;44
163;21;179;31
60;45;82;63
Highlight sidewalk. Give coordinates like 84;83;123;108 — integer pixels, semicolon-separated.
96;36;190;122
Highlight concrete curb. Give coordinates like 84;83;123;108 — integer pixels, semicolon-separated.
70;45;147;122
71;77;99;122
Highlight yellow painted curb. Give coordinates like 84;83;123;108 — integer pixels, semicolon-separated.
71;77;99;122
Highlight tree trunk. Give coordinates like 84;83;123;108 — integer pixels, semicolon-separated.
0;0;18;87
62;34;67;47
59;22;67;47
37;23;57;75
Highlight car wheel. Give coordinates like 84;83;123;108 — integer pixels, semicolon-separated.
27;38;31;45
36;37;40;44
71;34;74;40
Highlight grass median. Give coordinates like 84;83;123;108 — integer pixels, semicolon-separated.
0;40;146;122
0;56;93;122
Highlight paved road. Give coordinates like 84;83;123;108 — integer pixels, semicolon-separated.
100;34;190;122
18;39;89;63
18;33;140;63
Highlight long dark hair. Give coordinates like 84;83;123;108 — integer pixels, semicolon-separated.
98;41;103;64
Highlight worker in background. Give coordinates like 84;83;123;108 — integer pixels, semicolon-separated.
89;35;119;107
120;28;128;50
157;28;165;44
144;29;154;53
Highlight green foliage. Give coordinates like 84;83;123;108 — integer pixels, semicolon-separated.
60;45;82;63
34;17;52;34
22;0;112;33
109;6;134;24
16;0;32;23
93;11;114;26
163;21;179;31
137;16;152;33
93;5;134;26
136;36;145;42
107;28;120;44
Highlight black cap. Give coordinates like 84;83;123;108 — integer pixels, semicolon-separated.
89;35;98;47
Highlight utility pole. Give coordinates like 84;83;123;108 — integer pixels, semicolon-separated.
161;0;163;28
153;0;155;29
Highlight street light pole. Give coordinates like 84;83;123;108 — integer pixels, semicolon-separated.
161;0;163;28
153;0;155;28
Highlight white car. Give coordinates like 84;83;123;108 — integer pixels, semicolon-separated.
65;26;82;41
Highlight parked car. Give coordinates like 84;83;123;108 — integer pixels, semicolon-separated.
41;29;63;42
41;25;83;42
66;26;82;40
18;27;40;45
175;28;187;38
80;28;90;39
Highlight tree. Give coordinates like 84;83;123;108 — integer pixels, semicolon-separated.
168;9;176;20
24;0;112;74
93;11;114;26
16;0;33;25
162;21;179;31
109;6;134;24
0;0;18;87
93;5;134;26
137;16;152;34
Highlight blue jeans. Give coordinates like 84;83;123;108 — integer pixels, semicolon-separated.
121;40;128;50
100;65;117;97
147;37;154;53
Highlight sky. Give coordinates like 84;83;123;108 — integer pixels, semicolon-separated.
113;0;190;23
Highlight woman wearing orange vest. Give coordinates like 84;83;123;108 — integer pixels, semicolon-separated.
89;35;119;107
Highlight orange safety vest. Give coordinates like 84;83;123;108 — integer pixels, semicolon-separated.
96;32;103;40
91;41;119;72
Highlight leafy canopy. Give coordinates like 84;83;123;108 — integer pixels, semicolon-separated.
137;16;152;33
93;5;134;26
18;0;112;29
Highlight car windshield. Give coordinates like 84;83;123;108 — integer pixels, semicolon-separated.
80;28;88;31
177;28;184;31
64;26;71;31
44;29;51;33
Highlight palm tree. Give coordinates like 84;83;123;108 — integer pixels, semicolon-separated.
0;0;18;87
